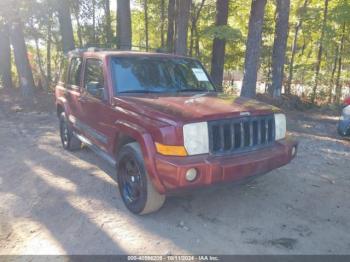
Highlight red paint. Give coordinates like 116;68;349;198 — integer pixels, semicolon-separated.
155;139;297;193
344;96;350;105
55;51;297;194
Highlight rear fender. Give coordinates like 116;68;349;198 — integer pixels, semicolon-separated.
56;97;71;117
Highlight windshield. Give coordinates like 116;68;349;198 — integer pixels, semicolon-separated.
111;56;215;94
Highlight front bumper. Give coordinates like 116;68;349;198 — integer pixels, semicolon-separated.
154;139;298;194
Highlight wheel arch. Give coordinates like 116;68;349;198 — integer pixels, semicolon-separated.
56;103;64;117
114;133;137;156
56;97;69;117
112;120;166;194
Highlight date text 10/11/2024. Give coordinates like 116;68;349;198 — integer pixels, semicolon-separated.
127;255;220;261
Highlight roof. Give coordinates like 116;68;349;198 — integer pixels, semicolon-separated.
67;48;190;60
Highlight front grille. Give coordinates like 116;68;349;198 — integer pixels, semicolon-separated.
208;114;275;155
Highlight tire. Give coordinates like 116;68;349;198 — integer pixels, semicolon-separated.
117;142;165;215
59;112;82;151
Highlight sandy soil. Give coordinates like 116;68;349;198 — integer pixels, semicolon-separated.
0;89;350;255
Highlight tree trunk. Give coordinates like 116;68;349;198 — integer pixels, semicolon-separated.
286;24;301;94
190;0;205;56
0;23;13;89
269;0;290;97
240;0;267;98
195;27;200;57
47;11;52;85
335;23;346;104
328;46;339;103
160;0;165;48
166;0;176;52
189;15;195;56
104;0;113;47
34;35;48;90
72;6;83;48
57;0;75;53
265;56;272;92
144;0;149;51
92;0;96;44
10;21;35;96
300;47;312;86
117;0;132;50
210;0;229;91
311;0;329;104
174;0;191;56
52;33;62;83
335;52;343;105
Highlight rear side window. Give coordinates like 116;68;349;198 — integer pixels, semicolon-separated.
68;57;82;87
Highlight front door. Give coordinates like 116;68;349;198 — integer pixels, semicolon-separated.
79;58;110;151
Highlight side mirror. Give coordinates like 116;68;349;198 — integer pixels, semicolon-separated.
86;82;106;100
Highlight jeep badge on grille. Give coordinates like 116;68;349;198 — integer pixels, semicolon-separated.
240;112;251;116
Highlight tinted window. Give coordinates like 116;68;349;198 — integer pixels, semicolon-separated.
84;59;105;99
68;57;82;86
110;57;215;94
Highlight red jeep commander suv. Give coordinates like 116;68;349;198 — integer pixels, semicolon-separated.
55;49;298;215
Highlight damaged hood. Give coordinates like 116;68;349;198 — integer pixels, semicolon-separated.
116;92;280;124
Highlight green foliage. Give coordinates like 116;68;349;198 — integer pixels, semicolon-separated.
201;25;242;42
1;0;350;101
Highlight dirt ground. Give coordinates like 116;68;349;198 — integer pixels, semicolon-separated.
0;89;350;255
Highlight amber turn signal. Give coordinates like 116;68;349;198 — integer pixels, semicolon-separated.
155;142;188;156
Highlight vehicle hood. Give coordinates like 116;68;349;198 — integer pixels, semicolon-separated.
117;93;280;124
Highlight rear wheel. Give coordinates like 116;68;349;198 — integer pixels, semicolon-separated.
59;112;81;151
117;142;165;215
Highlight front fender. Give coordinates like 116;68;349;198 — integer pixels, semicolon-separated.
113;120;167;194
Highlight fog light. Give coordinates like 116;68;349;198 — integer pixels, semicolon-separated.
185;168;198;182
291;146;297;157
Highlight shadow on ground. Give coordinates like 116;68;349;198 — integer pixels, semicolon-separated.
0;108;350;255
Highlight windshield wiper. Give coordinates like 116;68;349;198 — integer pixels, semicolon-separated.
118;90;162;94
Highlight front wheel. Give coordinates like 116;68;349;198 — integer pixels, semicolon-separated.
117;142;165;215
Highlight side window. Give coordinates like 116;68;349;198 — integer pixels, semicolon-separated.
84;59;105;100
68;57;82;87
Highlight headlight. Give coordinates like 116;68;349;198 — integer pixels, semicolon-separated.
183;122;209;155
274;113;286;140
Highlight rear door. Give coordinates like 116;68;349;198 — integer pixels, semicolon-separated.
64;56;84;131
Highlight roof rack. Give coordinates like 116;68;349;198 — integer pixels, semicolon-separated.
66;45;172;55
67;47;103;54
87;47;102;52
